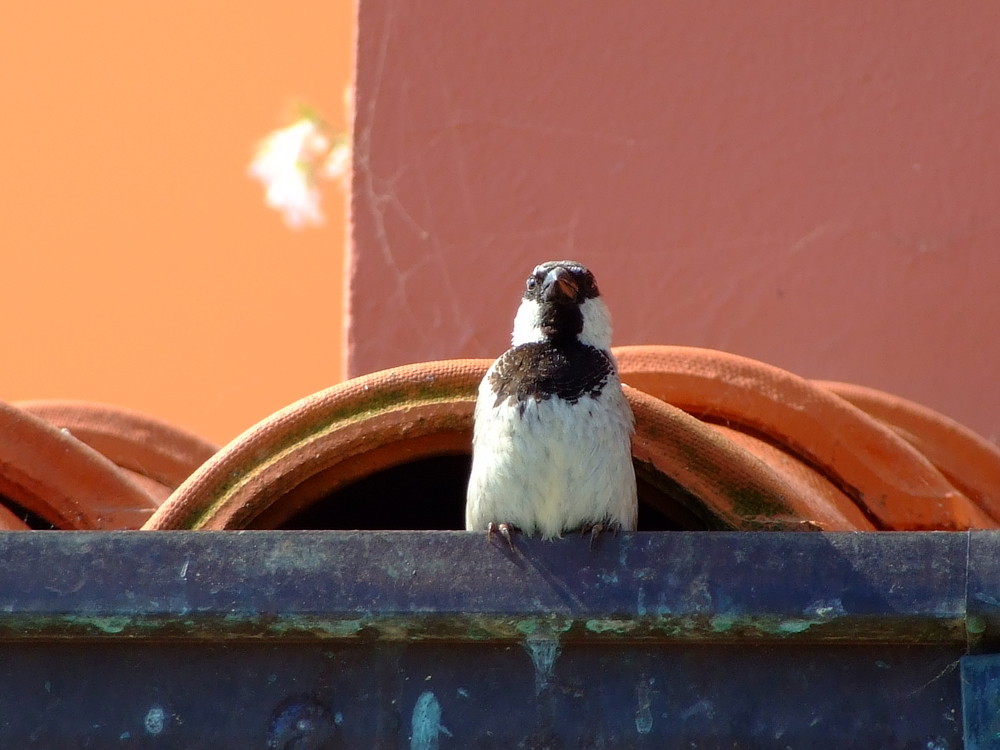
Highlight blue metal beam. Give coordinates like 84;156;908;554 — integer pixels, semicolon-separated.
0;530;993;746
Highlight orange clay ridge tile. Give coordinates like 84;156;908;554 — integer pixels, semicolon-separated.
2;347;997;531
2;401;218;529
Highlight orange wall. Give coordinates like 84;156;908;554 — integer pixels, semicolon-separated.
350;1;1000;442
1;2;354;445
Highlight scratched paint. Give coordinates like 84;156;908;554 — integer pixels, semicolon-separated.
410;691;449;750
524;635;562;695
805;598;846;619
144;705;166;735
635;677;654;734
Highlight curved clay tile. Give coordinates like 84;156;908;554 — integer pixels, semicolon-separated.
614;345;995;530
0;401;160;529
146;359;875;531
144;360;481;530
815;381;1000;523
704;423;875;531
625;387;867;531
16;400;218;502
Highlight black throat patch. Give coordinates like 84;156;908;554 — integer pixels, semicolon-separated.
489;341;615;411
539;303;583;342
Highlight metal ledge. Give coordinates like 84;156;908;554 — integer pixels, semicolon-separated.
0;531;984;643
0;531;984;644
1;531;997;747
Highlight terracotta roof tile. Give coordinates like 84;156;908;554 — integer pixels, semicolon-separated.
4;348;996;532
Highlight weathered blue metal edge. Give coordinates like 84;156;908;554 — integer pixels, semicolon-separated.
0;530;987;644
962;653;1000;749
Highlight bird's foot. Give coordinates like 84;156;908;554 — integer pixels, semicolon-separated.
581;521;622;550
488;522;517;551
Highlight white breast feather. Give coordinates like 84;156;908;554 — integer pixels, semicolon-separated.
465;364;637;539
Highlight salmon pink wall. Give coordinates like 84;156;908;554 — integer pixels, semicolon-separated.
1;2;353;445
349;1;1000;442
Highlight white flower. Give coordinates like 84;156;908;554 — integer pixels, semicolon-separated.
249;118;330;229
322;140;351;185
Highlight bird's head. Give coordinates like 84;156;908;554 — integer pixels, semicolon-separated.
510;260;613;349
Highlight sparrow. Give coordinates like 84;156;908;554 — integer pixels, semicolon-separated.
465;260;638;545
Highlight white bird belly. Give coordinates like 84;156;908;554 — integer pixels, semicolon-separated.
466;375;637;539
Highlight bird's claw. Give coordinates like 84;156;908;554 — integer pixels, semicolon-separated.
488;522;516;551
581;521;621;550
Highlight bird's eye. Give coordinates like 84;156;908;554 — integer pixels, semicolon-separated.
526;277;537;292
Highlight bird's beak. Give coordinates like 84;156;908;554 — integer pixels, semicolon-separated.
542;267;579;303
